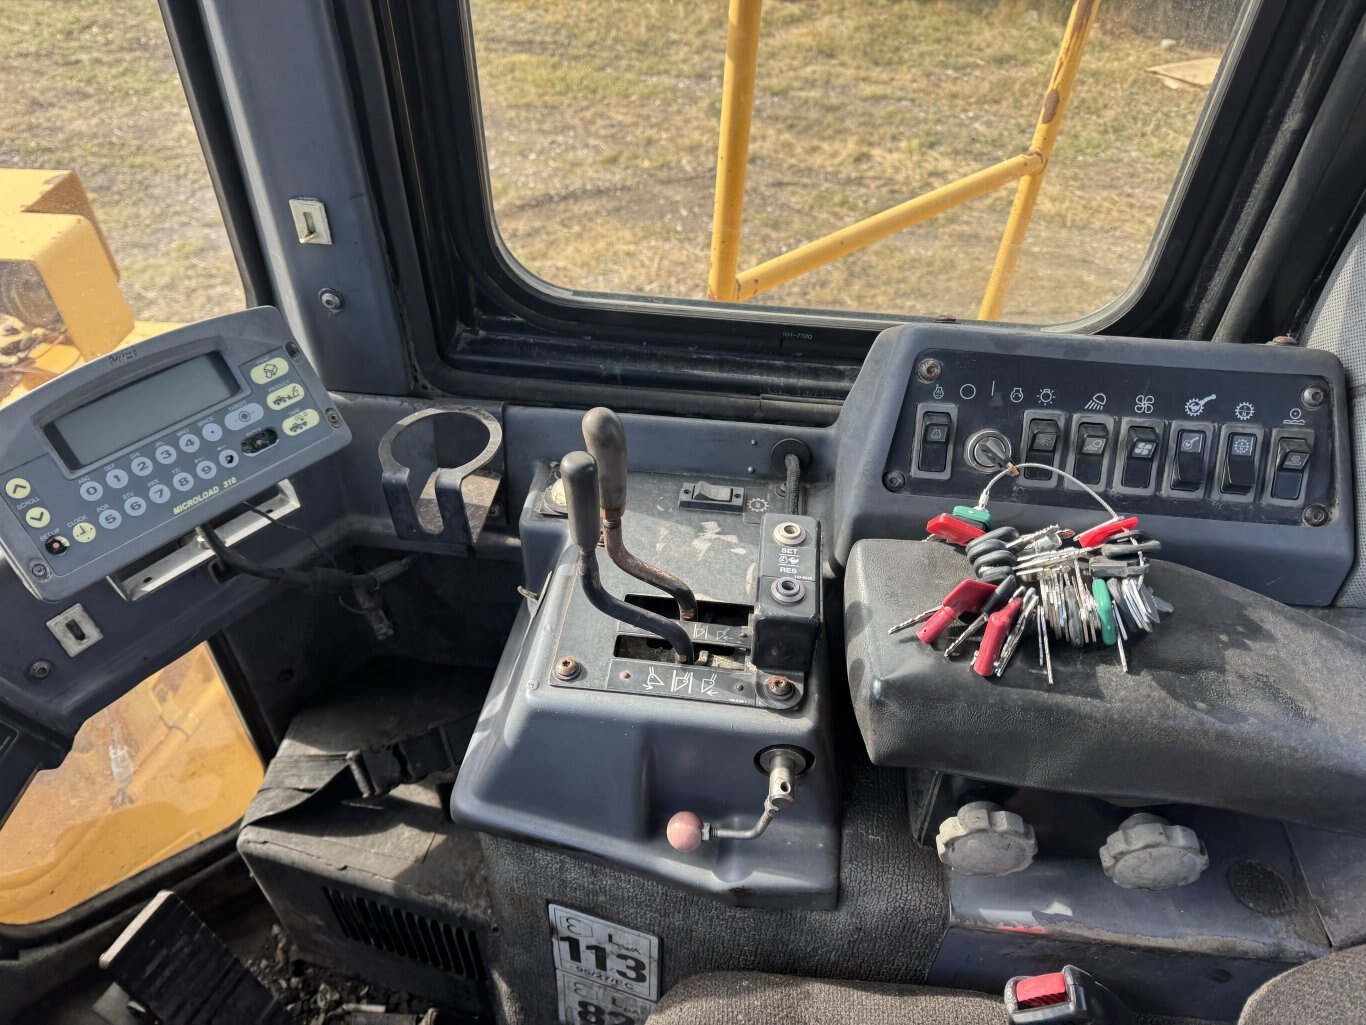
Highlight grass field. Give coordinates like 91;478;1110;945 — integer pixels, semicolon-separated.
2;0;1227;327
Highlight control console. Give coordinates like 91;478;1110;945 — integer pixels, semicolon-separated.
0;307;350;601
835;323;1353;605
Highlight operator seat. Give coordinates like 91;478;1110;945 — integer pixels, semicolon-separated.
649;945;1366;1025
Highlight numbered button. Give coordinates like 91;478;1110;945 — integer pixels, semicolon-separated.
155;444;177;464
98;508;122;530
195;460;217;480
172;472;194;492
124;496;148;517
131;456;154;477
4;478;31;501
250;357;290;384
201;422;223;442
72;521;97;544
219;449;240;469
24;507;51;529
105;468;129;489
148;484;171;504
179;433;200;453
282;408;321;437
79;480;103;502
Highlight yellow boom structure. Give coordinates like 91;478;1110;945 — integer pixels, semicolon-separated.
706;0;1101;319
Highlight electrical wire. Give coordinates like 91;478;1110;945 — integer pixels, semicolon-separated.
976;462;1122;522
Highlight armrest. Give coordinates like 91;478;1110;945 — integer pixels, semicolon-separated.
844;538;1366;834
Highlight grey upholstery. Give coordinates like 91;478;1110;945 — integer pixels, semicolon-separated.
647;971;1005;1025
1239;944;1366;1024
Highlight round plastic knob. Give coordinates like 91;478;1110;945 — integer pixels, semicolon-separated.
666;811;704;852
1099;813;1209;890
936;800;1038;877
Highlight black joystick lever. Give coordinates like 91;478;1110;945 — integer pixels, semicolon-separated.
562;451;695;664
582;407;699;621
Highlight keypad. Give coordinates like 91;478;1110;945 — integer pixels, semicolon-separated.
0;345;340;591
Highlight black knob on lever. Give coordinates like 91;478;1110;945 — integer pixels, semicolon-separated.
582;407;699;621
561;451;694;664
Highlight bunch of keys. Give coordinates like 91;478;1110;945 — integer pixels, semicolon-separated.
894;509;1172;683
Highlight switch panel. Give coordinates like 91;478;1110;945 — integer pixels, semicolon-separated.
1018;411;1067;488
1162;421;1214;500
1113;418;1165;496
879;332;1344;534
910;403;957;481
1216;425;1264;503
866;324;1350;604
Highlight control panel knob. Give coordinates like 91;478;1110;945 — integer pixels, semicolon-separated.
1099;813;1208;890
666;811;704;852
963;430;1013;474
935;800;1037;876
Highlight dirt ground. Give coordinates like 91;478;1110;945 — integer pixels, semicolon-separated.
1;0;1230;328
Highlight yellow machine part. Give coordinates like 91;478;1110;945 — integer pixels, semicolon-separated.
0;167;264;925
0;646;263;925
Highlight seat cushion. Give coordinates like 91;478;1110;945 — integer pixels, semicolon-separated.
648;971;1005;1025
1239;944;1366;1024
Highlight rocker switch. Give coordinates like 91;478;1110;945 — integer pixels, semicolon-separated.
917;411;953;474
1072;422;1110;486
1270;437;1312;501
1221;433;1260;495
1171;430;1208;491
1120;426;1161;490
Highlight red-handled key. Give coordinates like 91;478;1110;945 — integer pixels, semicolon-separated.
927;513;987;546
972;595;1024;677
1077;516;1139;549
914;579;997;644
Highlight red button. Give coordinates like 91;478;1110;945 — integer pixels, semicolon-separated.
1015;971;1069;1009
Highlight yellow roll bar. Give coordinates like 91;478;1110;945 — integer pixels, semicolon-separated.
706;0;1100;319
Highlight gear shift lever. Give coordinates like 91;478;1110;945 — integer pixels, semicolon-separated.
561;450;695;663
582;407;699;620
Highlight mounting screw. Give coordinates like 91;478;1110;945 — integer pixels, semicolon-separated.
765;675;794;698
285;341;301;358
324;407;343;428
554;656;582;681
28;560;49;580
883;470;906;492
1301;385;1327;410
488;501;504;520
25;659;54;683
916;358;943;383
1303;504;1330;527
318;287;344;312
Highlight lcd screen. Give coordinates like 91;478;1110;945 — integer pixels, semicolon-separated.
47;353;239;469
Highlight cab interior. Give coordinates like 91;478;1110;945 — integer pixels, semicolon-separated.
3;1;1366;1023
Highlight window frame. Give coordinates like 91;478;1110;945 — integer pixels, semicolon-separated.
340;0;1364;419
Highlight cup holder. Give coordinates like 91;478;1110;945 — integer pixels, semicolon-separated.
378;407;503;545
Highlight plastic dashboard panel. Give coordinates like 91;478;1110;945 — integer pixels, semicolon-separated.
832;324;1354;607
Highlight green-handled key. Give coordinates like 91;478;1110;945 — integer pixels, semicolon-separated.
1091;577;1127;672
